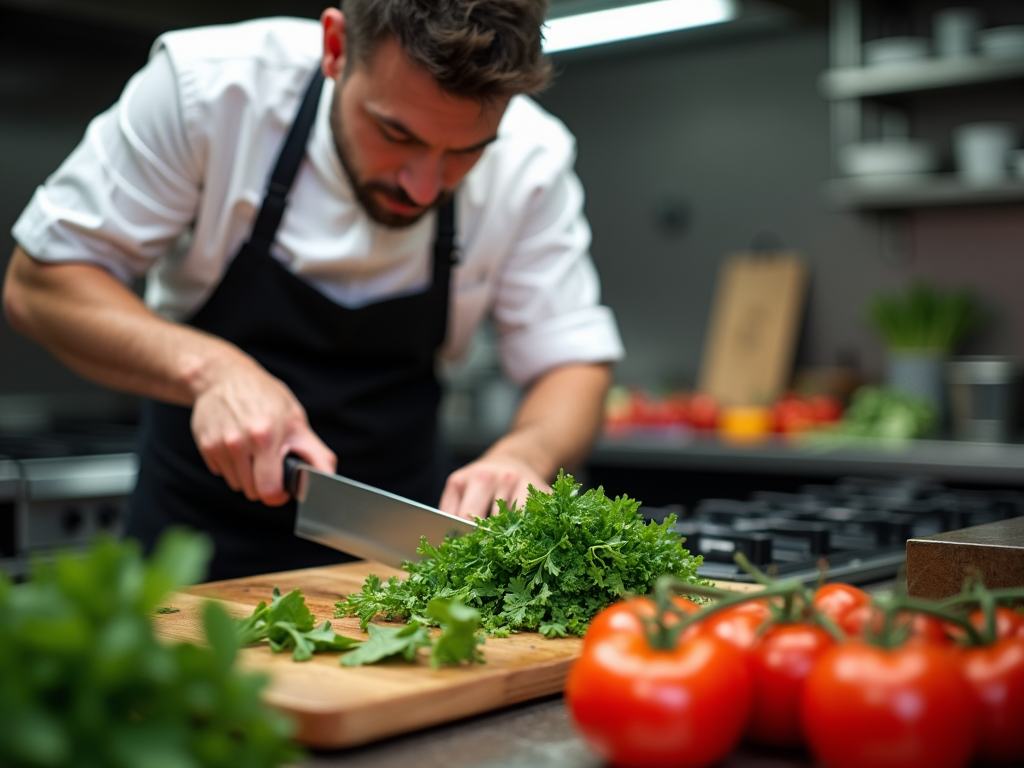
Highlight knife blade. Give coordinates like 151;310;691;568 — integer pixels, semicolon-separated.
285;456;476;568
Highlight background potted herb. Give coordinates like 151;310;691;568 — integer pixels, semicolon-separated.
866;282;983;428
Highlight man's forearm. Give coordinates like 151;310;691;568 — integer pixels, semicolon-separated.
483;363;612;480
3;246;254;406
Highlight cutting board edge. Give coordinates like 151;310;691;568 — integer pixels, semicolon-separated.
279;654;576;749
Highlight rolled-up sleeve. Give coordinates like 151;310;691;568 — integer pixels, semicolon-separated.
11;48;200;283
492;139;624;385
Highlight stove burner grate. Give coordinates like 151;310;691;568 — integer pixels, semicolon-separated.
642;476;1024;585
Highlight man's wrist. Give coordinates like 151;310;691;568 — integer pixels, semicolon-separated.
179;338;256;403
481;427;557;481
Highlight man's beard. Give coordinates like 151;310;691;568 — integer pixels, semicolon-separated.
329;91;451;229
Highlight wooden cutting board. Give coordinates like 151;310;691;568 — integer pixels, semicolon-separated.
152;562;757;749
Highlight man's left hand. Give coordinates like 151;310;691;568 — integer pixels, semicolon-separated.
438;456;549;520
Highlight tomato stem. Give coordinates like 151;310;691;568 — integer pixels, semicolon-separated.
869;593;984;648
648;575;802;650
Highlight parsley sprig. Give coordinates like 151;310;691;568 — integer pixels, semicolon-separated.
236;587;360;661
335;471;704;637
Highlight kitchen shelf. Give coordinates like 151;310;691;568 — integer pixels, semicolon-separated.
444;427;1024;486
587;432;1024;486
820;55;1024;100
828;175;1024;210
824;0;1024;212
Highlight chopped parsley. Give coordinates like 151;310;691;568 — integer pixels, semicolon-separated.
335;471;704;637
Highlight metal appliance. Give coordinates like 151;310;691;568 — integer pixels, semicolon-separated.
0;426;139;578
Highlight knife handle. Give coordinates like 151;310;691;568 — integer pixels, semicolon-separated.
283;454;306;499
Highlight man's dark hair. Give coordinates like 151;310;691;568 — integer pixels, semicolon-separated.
342;0;552;102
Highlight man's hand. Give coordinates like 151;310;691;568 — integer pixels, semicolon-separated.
190;356;336;506
439;455;549;520
4;248;335;505
438;363;612;521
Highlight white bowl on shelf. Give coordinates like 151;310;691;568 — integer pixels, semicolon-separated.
839;140;939;178
863;36;930;66
979;26;1024;59
954;122;1017;183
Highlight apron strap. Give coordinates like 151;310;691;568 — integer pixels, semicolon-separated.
432;197;456;344
248;68;325;252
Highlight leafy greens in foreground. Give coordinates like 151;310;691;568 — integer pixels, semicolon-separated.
335;472;705;638
0;531;299;768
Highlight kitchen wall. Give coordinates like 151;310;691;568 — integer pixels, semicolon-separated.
2;3;1023;412
536;12;1024;391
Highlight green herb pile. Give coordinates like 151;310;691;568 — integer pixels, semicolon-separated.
830;385;936;440
336;471;705;638
0;530;299;768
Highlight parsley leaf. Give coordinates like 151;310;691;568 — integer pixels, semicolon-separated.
236;587;361;661
334;471;705;636
426;598;485;668
340;622;432;667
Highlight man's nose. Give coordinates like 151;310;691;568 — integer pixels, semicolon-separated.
397;153;444;207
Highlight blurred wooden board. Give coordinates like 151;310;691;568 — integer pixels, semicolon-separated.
152;562;756;749
699;252;808;406
906;516;1024;599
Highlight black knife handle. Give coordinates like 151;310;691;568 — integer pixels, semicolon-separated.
283;453;306;498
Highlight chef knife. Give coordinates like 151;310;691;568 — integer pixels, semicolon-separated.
285;456;476;568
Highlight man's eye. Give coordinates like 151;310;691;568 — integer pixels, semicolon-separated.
380;127;411;144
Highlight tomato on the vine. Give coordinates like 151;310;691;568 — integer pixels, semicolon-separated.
958;637;1024;763
801;641;977;768
566;632;753;768
812;583;870;627
970;606;1024;640
584;596;700;647
840;605;950;645
746;622;836;748
683;598;772;650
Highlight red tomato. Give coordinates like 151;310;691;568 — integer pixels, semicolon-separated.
808;395;843;424
664;394;690;426
687;393;719;431
746;622;836;748
584;596;700;647
839;606;950;645
958;637;1024;763
812;583;870;627
566;632;753;768
773;397;816;434
970;606;1024;640
683;599;772;650
801;641;977;768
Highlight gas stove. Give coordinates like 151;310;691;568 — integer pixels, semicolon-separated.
644;476;1024;585
0;424;139;577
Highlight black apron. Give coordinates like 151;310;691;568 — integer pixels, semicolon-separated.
126;69;457;581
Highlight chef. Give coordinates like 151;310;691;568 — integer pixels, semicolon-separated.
2;1;624;580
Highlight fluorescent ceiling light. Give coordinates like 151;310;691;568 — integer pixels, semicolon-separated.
543;0;738;53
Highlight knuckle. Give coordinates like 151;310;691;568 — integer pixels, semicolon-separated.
222;432;245;454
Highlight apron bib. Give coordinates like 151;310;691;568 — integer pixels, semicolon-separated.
126;69;457;580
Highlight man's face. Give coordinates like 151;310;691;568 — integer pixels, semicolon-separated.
330;36;509;229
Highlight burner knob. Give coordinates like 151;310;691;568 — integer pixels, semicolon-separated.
61;507;83;534
97;504;120;529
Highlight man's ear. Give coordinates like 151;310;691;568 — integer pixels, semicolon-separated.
321;8;347;80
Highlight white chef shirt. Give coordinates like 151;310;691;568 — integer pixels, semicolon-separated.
12;17;623;385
